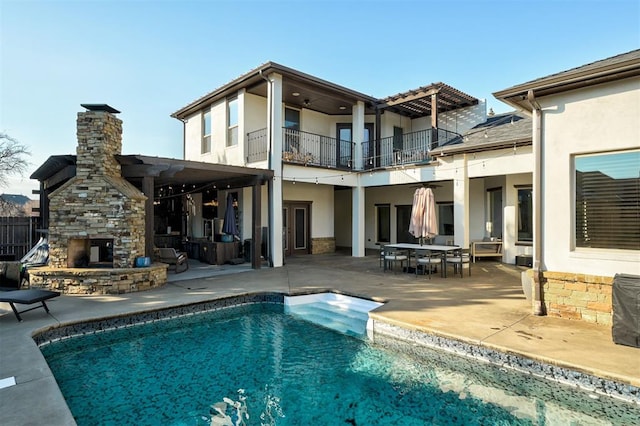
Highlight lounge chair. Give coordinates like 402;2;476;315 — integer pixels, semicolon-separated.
0;289;61;321
0;261;60;321
155;248;189;273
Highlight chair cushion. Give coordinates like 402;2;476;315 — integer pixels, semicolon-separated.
385;255;407;261
417;257;440;265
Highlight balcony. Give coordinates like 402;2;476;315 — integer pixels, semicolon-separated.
246;127;461;170
362;128;461;169
283;128;354;170
246;128;355;170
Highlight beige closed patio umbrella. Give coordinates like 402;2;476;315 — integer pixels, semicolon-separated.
409;187;438;244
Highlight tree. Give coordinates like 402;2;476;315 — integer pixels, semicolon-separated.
0;133;31;189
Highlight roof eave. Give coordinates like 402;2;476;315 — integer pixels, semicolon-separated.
171;62;378;120
493;57;640;112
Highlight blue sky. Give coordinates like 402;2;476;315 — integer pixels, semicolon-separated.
1;0;638;197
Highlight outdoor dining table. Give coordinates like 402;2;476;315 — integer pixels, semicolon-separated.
383;243;460;278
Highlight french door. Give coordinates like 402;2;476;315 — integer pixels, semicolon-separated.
283;202;311;256
336;123;374;169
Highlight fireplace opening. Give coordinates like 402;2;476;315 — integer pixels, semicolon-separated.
68;238;114;268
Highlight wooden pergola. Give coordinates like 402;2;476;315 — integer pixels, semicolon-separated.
31;155;273;269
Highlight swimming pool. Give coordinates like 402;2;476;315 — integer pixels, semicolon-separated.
38;295;639;425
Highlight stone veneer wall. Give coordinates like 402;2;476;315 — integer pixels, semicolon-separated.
541;271;613;325
312;237;335;254
48;110;147;269
29;264;167;295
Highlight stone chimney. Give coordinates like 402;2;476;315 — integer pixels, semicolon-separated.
47;105;147;269
75;104;123;179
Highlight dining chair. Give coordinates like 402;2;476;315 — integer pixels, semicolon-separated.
415;249;441;279
447;247;471;278
383;248;408;272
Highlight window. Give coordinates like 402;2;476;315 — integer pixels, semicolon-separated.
393;126;403;151
488;187;503;239
438;202;454;235
517;187;532;243
575;150;640;250
376;204;390;243
227;98;238;147
284;108;300;151
284;107;300;130
202;110;211;154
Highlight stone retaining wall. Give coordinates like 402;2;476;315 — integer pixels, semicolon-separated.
542;271;613;325
28;264;168;295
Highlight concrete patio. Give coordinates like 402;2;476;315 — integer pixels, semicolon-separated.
1;253;638;425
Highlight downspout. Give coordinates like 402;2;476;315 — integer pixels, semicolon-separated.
527;89;545;315
259;69;274;266
179;118;187;159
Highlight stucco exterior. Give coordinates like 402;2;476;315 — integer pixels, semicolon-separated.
173;61;534;268
538;78;640;277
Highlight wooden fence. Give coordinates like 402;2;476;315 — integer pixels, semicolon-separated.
0;216;42;261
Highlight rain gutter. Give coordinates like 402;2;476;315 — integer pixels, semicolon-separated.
527;89;545;316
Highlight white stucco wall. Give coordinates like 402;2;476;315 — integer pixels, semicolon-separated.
245;93;267;136
183;95;247;166
283;181;334;238
183;110;203;161
539;77;640;276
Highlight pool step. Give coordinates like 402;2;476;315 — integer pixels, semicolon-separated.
284;293;383;338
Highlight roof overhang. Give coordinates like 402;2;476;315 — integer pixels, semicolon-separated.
172;63;478;120
493;49;640;112
172;62;379;119
31;155;273;191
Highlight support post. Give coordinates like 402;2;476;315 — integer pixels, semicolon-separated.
142;175;155;258
252;180;262;269
268;73;284;267
352;182;365;257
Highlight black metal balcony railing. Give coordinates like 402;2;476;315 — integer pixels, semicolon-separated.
246;127;461;170
283;128;354;170
362;128;461;169
246;128;268;163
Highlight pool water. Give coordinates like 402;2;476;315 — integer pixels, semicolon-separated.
40;304;637;425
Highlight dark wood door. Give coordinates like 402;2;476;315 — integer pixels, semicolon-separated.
283;202;311;256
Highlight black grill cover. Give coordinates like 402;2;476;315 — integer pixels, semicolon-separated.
612;273;640;348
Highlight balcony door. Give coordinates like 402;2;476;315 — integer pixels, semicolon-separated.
336;123;374;169
283;202;311;256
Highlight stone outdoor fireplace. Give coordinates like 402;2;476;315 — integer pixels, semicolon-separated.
47;105;146;268
28;104;167;294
